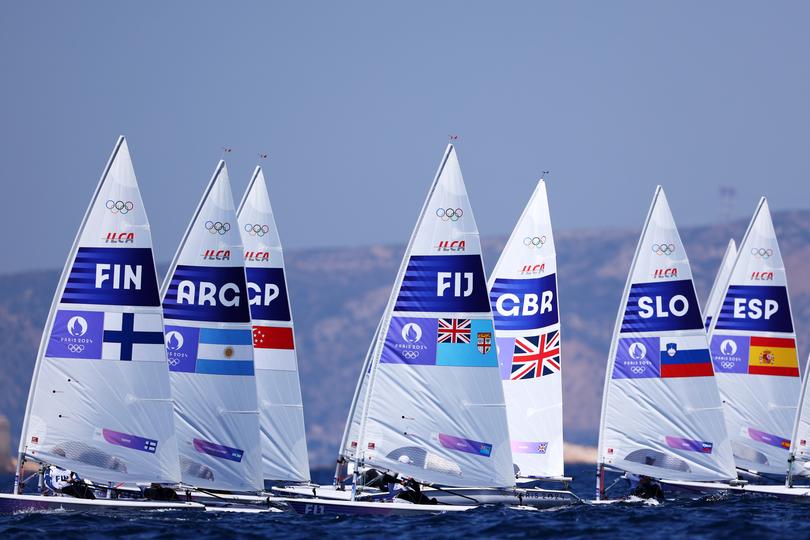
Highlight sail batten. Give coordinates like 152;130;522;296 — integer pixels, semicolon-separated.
597;187;736;483
708;199;800;476
18;137;182;485
487;179;563;478
236;166;310;483
161;161;262;492
354;145;514;488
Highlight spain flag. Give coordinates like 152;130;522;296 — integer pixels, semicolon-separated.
748;336;799;377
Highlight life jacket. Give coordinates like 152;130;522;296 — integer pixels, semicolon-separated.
44;466;75;491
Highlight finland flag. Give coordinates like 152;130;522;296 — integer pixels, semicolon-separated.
102;312;166;362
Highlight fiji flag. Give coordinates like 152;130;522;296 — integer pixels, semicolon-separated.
659;336;713;378
436;319;498;368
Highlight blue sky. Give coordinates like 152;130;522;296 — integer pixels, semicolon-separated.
1;1;808;273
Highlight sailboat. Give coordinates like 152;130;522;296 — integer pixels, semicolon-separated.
0;137;203;512
661;199;803;495
283;145;573;516
595;186;737;500
704;240;737;330
487;178;571;490
707;199;800;479
236;166;311;485
160;160;264;504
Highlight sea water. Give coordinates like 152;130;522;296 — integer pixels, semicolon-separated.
0;464;807;539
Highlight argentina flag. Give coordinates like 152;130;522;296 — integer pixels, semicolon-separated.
196;328;254;376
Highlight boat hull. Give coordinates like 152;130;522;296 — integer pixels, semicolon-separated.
272;484;383;501
429;487;579;507
273;484;578;507
280;497;474;516
662;479;810;499
0;493;205;513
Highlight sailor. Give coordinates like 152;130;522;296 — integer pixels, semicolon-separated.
43;465;72;496
43;465;95;499
632;475;664;500
396;477;437;505
143;483;179;501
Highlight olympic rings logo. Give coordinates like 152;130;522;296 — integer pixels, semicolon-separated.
630;366;646;374
67;344;85;354
105;200;134;214
721;361;735;369
402;351;420;360
751;248;773;259
167;358;179;367
205;221;231;235
523;236;546;248
244;223;270;237
651;243;676;256
436;208;463;222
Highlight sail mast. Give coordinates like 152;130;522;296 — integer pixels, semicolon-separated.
597;186;736;498
352;145;451;495
161;160;263;492
352;144;513;491
17;137;180;491
595;187;660;499
334;317;383;486
236;165;310;483
15;138;127;492
488;178;564;479
15;138;125;492
708;198;800;477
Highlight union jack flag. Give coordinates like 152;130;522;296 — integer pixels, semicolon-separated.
437;318;471;344
511;330;561;380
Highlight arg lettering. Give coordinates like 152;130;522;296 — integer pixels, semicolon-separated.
177;280;241;307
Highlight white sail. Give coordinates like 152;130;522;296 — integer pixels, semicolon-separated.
597;187;736;483
709;199;800;475
236;166;310;483
487;179;563;478
161;161;262;492
355;145;514;488
18;137;181;485
704;239;737;330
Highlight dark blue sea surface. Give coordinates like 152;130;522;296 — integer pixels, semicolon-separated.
1;465;808;539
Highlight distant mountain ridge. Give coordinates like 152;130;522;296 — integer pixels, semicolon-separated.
1;209;808;468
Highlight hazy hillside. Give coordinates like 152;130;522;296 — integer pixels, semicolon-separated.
1;210;809;468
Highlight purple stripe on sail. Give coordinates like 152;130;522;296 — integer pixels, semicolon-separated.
102;428;158;453
748;428;791;450
193;438;244;462
511;441;548;454
438;433;492;457
665;436;713;454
